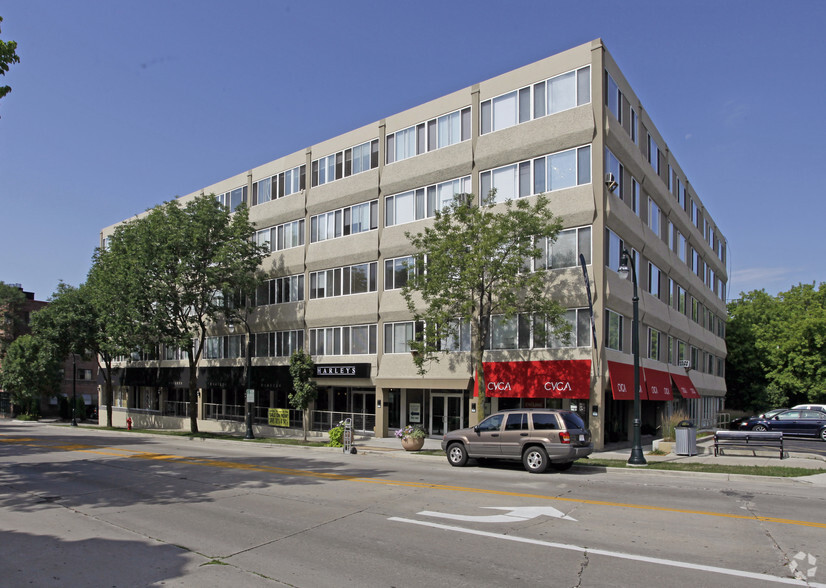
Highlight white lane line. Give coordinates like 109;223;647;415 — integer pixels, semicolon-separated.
388;517;825;587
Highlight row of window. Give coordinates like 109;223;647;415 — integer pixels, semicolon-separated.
251;164;307;208
604;311;724;377
482;66;591;135
604;72;726;267
255;219;305;253
385;176;471;226
481;145;592;204
605;229;725;338
312;140;380;187
311;200;378;242
386;107;472;164
309;262;378;299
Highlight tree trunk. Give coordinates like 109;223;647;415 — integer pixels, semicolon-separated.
188;356;199;434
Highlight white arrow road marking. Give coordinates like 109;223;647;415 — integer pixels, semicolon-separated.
388;517;826;587
417;505;576;523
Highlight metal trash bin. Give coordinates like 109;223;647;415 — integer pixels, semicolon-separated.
675;420;697;456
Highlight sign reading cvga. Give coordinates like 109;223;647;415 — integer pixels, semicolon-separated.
476;360;591;399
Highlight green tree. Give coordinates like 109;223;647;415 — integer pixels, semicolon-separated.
0;334;60;416
288;349;317;441
402;192;569;420
0;281;27;360
107;194;265;433
726;283;826;409
0;16;21;106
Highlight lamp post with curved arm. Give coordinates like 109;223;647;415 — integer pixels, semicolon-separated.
617;248;647;467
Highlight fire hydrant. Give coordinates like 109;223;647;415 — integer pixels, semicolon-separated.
126;417;132;431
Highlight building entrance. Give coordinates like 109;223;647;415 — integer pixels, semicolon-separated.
430;393;463;436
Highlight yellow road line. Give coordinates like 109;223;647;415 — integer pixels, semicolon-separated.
3;434;825;529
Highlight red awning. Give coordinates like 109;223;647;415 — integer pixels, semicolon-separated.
670;371;701;399
607;360;648;401
476;360;591;399
643;368;674;401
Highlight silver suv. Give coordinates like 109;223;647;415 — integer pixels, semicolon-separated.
441;408;593;473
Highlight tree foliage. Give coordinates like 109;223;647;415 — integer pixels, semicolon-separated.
288;348;317;441
402;192;568;419
726;283;826;409
0;16;21;105
0;334;61;415
0;281;26;360
99;194;265;432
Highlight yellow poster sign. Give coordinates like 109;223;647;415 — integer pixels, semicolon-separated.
268;408;290;427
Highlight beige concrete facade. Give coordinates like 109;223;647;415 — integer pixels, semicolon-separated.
101;40;727;448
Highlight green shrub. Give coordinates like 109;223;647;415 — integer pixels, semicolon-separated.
328;424;344;447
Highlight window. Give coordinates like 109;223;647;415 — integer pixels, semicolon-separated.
441;319;471;352
606;71;621;122
677;284;686;314
631;178;640;215
535;226;591;270
309;262;378;299
384;256;417;290
630;107;638;144
648;328;661;361
648;262;661;299
311;200;379;242
648;135;660;175
678;232;687;264
384;321;421;354
605;148;622;196
278;164;306;197
310;324;378;356
311;140;379;187
387;108;470;164
648;197;660;237
605;229;624;272
677;340;687;365
385;176;471;226
480;145;591;205
605;310;623;351
256;219;305;253
253;176;273;206
255;274;304;306
481;66;590;134
216;187;247;211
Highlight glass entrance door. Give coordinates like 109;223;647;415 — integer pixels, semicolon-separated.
430;394;463;436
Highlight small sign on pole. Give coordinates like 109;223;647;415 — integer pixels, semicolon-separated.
246;389;255;403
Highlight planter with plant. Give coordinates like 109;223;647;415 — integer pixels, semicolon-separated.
395;425;427;451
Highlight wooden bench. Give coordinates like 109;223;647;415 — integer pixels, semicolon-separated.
713;430;784;459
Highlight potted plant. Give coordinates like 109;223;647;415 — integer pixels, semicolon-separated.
395;424;427;451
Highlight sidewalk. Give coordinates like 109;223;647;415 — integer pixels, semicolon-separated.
352;433;826;472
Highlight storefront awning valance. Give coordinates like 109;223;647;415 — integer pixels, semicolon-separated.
670;371;701;399
607;360;648;401
475;360;591;399
643;368;674;401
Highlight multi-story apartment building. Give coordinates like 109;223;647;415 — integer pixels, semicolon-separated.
100;40;727;448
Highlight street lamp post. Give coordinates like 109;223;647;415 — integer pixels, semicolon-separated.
71;353;78;427
618;248;646;467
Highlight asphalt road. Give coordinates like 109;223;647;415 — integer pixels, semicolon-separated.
1;421;824;587
784;437;826;457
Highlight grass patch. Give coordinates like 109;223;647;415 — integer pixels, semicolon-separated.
576;458;821;477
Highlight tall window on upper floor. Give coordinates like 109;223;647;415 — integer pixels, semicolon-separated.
606;71;621;122
630;107;638;144
631;178;640;215
481;66;590;135
648;328;661;361
217;186;247;211
648;262;661;299
277;164;306;198
311;139;380;187
677;232;686;264
310;324;378;356
384;256;418;290
605;228;633;273
253;176;273;205
386;107;471;164
605;309;623;351
648;197;660;237
480;146;591;204
385;176;471;227
384;321;421;354
605;148;622;196
534;226;591;270
648;135;660;175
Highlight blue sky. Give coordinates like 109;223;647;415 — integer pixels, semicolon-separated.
1;0;824;302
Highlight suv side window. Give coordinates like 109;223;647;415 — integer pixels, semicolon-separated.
560;412;586;430
504;412;528;431
477;414;504;432
531;413;559;430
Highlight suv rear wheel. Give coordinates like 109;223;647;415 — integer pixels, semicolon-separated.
522;446;549;473
447;442;468;466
